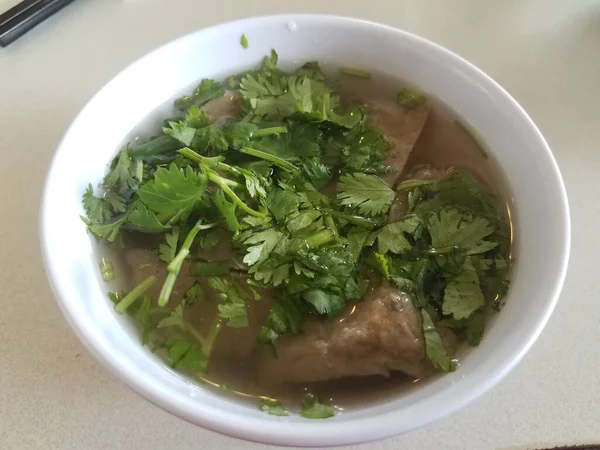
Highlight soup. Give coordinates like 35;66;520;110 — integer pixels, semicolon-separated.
85;50;512;417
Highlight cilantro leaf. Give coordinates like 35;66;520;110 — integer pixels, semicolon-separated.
168;340;207;374
127;202;169;231
129;135;182;161
209;277;251;328
163;121;197;146
301;395;335;419
213;190;240;233
242;229;285;266
302;289;345;317
197;231;220;249
183;282;205;306
411;171;500;224
159;227;180;263
427;208;496;255
337;173;395;217
240;34;249;49
103;146;138;192
442;257;484;319
266;189;300;224
242;169;268;199
377;215;421;254
82;184;114;223
346;227;370;262
286;210;321;234
296;61;326;81
194;79;225;106
217;302;247;328
421;309;456;372
257;296;304;353
157;304;186;330
260;400;288;416
185;106;210;128
104;191;127;213
302;159;330;189
83;215;126;242
330;119;392;173
223;122;258;149
193;125;229;153
138;164;207;215
370;252;391;279
465;310;485;346
176;79;225;111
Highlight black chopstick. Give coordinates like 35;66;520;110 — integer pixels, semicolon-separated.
0;0;76;47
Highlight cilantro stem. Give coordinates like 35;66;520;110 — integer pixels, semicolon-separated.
341;67;371;79
239;147;298;173
305;229;335;249
326;210;377;229
183;319;221;361
135;160;144;182
203;319;222;357
178;148;232;171
424;246;456;255
252;126;288;138
291;229;334;253
207;171;265;217
158;221;217;307
185;324;207;349
324;215;340;241
395;179;436;191
115;275;157;314
221;178;244;189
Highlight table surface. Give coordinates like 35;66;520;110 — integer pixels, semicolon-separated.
1;0;599;449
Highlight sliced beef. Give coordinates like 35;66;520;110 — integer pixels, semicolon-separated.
367;100;431;187
202;91;242;124
258;287;435;385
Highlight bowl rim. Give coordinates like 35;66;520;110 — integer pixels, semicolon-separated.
40;13;571;447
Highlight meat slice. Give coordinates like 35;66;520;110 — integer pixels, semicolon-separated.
258;287;434;385
202;91;242;124
368;100;431;187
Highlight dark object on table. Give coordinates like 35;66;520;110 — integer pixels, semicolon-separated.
0;0;76;47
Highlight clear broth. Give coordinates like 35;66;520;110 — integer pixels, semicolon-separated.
102;69;513;412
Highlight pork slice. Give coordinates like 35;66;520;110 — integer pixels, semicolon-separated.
368;100;431;187
258;287;434;385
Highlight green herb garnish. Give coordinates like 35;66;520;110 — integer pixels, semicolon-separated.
341;67;371;78
301;394;335;419
261;400;289;416
81;48;511;418
99;259;115;282
397;88;427;109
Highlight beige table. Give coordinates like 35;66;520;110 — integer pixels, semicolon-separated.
1;0;598;448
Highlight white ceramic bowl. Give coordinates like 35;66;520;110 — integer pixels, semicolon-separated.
40;15;570;446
